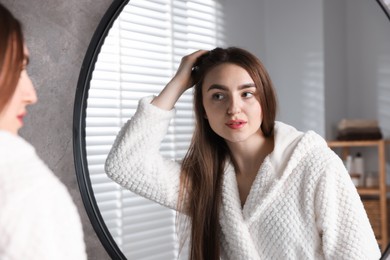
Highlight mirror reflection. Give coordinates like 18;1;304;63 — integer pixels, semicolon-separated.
84;0;390;258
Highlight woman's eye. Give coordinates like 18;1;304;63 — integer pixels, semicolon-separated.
242;92;254;98
212;93;224;100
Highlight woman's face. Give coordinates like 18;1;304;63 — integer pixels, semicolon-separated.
0;46;37;135
201;63;263;145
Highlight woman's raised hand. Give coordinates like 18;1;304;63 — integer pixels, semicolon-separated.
151;50;208;110
171;50;209;91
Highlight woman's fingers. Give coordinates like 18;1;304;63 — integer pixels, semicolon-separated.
179;50;209;72
174;49;209;89
151;50;209;110
182;49;209;65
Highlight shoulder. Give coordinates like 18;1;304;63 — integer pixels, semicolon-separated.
0;131;34;153
296;132;349;192
0;131;48;175
298;130;341;168
0;131;37;169
281;125;345;179
0;151;81;237
0;133;85;258
273;121;336;166
0;131;72;209
270;122;339;177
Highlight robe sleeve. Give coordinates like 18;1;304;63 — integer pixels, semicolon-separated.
314;155;381;260
105;96;182;210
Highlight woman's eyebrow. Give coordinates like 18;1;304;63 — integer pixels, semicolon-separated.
207;83;256;92
239;83;256;89
207;84;228;92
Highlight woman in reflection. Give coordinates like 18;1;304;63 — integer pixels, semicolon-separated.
105;47;380;259
0;4;86;259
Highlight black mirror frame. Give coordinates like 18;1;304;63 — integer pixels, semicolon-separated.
73;0;130;259
376;0;390;21
73;0;390;259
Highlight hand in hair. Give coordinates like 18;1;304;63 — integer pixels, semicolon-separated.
151;49;208;110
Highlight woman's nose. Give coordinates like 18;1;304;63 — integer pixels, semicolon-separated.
24;74;38;105
227;96;241;115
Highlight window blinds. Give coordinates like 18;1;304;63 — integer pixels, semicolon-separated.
86;0;224;258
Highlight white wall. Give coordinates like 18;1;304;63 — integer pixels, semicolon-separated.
263;0;324;136
324;0;348;139
222;0;390;141
223;0;266;59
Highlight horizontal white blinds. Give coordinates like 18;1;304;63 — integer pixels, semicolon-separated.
85;0;224;259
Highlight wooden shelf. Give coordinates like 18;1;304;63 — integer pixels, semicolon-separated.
358;187;381;196
357;186;390;196
328;139;383;147
327;139;389;252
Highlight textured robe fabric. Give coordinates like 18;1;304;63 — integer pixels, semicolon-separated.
0;131;87;260
105;96;381;260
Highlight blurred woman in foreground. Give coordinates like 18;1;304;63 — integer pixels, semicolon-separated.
0;3;86;259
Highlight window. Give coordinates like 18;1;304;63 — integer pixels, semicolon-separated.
85;0;225;259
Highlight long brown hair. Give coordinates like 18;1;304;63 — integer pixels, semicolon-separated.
178;47;277;259
0;3;24;112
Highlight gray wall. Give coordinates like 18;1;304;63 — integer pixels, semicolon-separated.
2;0;112;259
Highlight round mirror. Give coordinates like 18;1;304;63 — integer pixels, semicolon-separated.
73;0;129;258
74;0;390;259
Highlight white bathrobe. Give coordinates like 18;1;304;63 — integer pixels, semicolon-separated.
105;96;380;260
0;131;87;260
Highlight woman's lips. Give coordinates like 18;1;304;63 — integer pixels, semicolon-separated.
225;119;247;129
17;113;25;124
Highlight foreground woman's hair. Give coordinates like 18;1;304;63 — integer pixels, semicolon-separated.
0;3;24;111
178;47;277;260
